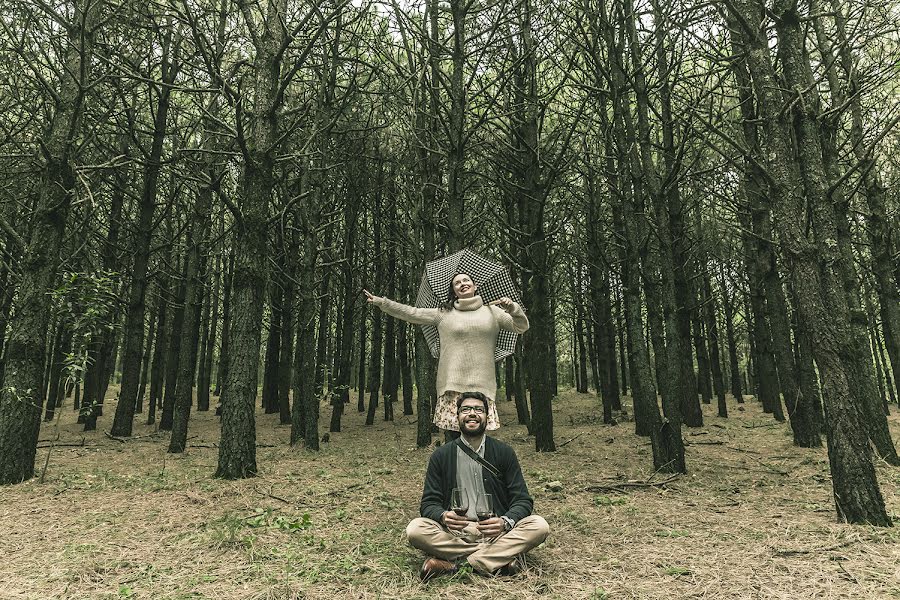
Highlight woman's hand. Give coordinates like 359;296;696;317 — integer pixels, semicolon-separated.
363;289;378;304
489;297;515;311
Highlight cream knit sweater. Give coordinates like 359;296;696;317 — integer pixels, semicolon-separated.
372;295;529;400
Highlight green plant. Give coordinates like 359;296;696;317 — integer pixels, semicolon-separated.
593;495;627;507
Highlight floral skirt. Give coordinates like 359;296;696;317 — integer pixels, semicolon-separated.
434;390;500;432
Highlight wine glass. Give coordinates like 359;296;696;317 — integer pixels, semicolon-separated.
475;493;494;522
450;488;469;516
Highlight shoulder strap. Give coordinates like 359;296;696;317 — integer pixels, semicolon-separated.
456;438;502;479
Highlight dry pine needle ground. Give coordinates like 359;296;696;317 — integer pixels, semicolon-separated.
1;388;899;600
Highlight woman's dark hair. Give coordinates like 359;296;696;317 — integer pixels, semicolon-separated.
439;272;476;311
456;391;489;413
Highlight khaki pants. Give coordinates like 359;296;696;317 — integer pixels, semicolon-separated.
405;515;550;574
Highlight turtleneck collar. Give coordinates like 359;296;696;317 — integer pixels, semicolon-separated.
454;295;484;311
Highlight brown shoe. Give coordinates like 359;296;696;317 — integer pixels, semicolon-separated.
420;557;458;581
497;554;526;576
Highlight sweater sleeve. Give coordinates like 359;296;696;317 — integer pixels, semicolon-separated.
420;450;448;522
491;302;530;334
500;446;533;523
374;297;442;326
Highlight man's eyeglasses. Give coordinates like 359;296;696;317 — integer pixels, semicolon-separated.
459;406;485;415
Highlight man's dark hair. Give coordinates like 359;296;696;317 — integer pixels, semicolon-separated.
457;391;489;413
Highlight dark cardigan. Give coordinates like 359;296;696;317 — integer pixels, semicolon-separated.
419;437;534;524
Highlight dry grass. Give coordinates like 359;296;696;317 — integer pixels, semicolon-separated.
1;388;899;600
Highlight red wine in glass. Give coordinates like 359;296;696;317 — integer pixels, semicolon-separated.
475;493;493;521
450;488;468;516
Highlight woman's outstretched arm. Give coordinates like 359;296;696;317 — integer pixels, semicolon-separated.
489;298;530;334
364;289;442;325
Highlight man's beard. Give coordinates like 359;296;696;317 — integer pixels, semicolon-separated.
459;417;486;436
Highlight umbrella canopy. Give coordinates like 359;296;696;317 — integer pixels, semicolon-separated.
415;249;524;361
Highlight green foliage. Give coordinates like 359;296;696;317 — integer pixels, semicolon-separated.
590;589;609;600
245;508;312;531
49;269;120;385
593;495;627;507
374;492;401;510
559;508;588;528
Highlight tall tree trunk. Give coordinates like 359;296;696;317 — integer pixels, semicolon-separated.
381;242;398;424
216;0;289;478
137;291;157;414
615;283;629;397
819;0;900;392
169;143;215;453
772;0;897;464
400;322;414;416
586;193;614;421
0;0;98;483
743;207;783;420
413;0;440;447
357;311;367;412
510;0;555;452
278;252;295;426
313;226;333;395
446;0;467;250
701;271;727;417
214;249;234;398
329;189;359;433
729;0;890;524
160;256;187;431
596;20;683;470
720;266;743;402
762;218;818;445
366;184;384;428
148;277;170;425
650;0;701;427
291;174;320;450
197;253;220;412
111;28;177;437
44;324;69;423
261;282;282;413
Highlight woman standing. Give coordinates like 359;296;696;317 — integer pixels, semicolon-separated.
364;272;529;434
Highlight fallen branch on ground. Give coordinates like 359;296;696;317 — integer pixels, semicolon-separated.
104;431;163;442
558;433;584;448
37;437;86;449
255;485;290;504
773;538;860;557
585;474;680;494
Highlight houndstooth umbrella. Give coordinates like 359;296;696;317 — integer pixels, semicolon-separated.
415;249;524;361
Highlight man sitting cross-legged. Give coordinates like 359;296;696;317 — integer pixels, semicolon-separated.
405;391;550;580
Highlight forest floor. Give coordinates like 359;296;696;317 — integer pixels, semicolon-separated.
1;389;899;600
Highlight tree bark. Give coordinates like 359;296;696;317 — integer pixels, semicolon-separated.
729;0;890;524
160;256;187;431
719;266;743;402
772;0;897;464
261;282;282;413
216;0;289;478
111;27;177;436
0;0;98;483
169;137;215;452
